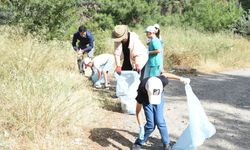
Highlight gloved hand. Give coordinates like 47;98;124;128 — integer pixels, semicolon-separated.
180;77;191;85
115;66;122;75
139;125;144;140
135;64;141;73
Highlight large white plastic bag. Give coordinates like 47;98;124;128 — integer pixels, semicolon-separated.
172;84;216;150
114;71;140;114
114;71;140;97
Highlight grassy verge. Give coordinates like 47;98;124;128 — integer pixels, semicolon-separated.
134;26;250;72
0;26;99;149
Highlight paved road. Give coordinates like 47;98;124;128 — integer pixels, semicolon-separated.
164;68;250;150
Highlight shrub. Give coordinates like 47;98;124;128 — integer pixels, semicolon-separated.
5;0;77;39
231;10;250;36
182;0;243;32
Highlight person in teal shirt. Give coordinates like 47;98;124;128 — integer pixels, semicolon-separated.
146;26;163;77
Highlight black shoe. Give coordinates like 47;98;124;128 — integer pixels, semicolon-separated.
131;144;141;150
79;70;85;75
163;144;171;150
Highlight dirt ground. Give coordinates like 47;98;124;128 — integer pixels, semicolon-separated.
81;68;250;150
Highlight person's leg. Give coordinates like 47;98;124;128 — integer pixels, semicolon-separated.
77;55;84;74
134;104;155;146
86;48;95;75
102;58;114;87
155;93;170;145
139;65;146;80
87;47;95;59
103;71;109;87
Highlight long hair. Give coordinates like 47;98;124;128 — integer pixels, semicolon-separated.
156;29;160;39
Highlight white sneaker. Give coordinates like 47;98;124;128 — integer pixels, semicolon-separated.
95;84;102;89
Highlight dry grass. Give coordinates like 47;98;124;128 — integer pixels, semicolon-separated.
134;26;250;72
163;26;250;72
0;26;100;149
1;25;250;149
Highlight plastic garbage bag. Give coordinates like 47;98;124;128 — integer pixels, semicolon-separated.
114;71;140;114
172;84;216;150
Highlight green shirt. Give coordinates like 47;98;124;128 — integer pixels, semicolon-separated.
148;37;162;66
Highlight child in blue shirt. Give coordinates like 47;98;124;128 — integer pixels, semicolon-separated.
146;26;163;77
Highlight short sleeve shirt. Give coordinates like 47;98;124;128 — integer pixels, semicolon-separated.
148;37;162;66
136;75;168;105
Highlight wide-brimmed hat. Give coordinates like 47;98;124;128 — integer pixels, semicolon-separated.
112;25;128;42
145;77;163;105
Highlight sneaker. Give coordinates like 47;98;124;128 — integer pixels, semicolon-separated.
131;144;141;150
163;144;171;150
169;141;176;147
79;70;85;75
104;83;111;89
94;84;102;89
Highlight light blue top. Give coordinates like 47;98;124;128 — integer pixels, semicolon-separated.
148;37;162;66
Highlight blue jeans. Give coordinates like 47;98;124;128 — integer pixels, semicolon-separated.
135;94;170;146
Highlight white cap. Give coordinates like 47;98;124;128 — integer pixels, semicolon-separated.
83;57;91;65
146;26;156;33
153;23;160;29
145;77;163;105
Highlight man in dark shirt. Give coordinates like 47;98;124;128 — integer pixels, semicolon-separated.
72;25;94;74
132;72;190;150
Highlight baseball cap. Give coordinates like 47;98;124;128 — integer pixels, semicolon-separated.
145;77;163;105
153;23;160;29
146;26;156;33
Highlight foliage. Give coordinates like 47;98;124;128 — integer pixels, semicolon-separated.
4;0;77;39
231;10;250;36
239;0;250;11
79;0;162;30
182;0;244;32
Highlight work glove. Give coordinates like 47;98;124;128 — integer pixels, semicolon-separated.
139;125;144;140
134;64;141;74
180;77;190;85
115;66;122;75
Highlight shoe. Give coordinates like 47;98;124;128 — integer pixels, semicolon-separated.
79;70;85;75
94;84;102;89
104;83;111;89
163;144;171;150
169;141;176;147
131;144;141;150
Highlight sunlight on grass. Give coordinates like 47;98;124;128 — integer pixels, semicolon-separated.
0;26;99;149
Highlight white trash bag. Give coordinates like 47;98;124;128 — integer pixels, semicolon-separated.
114;71;140;114
172;84;216;150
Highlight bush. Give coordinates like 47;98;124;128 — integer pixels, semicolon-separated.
5;0;77;39
231;10;250;36
182;0;243;32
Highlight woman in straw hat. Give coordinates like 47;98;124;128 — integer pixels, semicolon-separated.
112;25;148;80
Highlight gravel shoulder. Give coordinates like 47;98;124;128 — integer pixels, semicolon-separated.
83;68;250;150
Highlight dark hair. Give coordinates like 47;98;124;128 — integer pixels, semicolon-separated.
155;28;160;39
78;25;87;32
